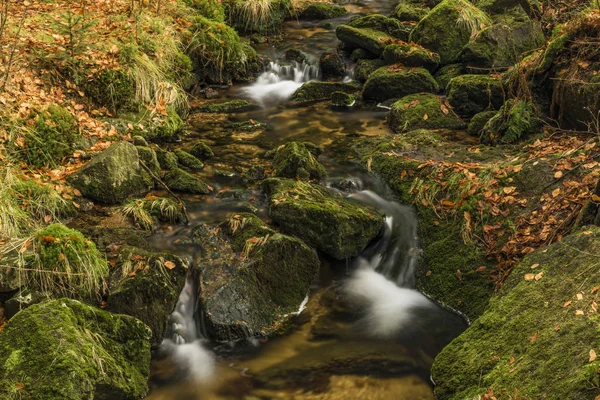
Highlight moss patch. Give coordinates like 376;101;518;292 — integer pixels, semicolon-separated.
388;93;466;133
447;74;505;117
291;81;360;103
272;142;327;181
163;168;212;194
363;65;439;103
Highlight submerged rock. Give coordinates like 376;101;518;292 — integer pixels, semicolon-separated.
331;91;357;107
272;142;327;181
446;74;504;117
432;227;600;399
0;298;151;399
262;178;384;260
198;100;255;113
67;141;152;205
163;168;212;194
192;213;319;341
389;93;466;133
291;81;360;103
107;246;188;346
363;66;439;103
189;141;214;160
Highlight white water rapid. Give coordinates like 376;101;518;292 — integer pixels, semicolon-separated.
241;61;319;105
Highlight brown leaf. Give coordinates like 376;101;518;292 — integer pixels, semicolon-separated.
563;300;572;307
592;285;600;294
576;310;585;316
164;261;176;270
440;104;449;114
476;266;487;272
592;194;600;202
503;186;516;194
552;188;561;197
507;356;515;365
554;171;563;179
530;263;539;269
590;349;597;363
534;272;543;281
524;273;535;281
456;269;462;280
425;270;432;276
577;293;583;300
529;332;539;342
423;113;428;121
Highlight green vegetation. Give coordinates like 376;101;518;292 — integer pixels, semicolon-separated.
121;197;187;231
362;66;439;103
272;142;327;181
481;99;542;144
388;93;466;133
174;149;204;171
447;74;505;116
291;81;360;103
163;168;212;194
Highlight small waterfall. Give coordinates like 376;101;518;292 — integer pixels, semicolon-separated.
241;61;320;105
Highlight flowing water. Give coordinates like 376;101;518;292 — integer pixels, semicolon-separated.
147;1;469;398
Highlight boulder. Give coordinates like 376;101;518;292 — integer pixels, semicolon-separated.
0;298;151;399
291;81;360;103
156;149;179;170
388;93;466;133
107;246;188;346
480;99;541;145
363;66;439;103
198;100;256;113
136;146;160;176
467;110;497;136
174;149;204;171
382;43;440;72
336;15;411;56
432;227;600;399
433;63;463;91
331;91;357;107
446;74;504;117
410;0;491;65
192;213;319;341
299;3;347;20
189;141;214;160
478;0;533;15
393;0;430;22
262;178;384;260
354;59;386;82
163;168;212;194
67;141;152;205
272;142;327;181
319;50;345;80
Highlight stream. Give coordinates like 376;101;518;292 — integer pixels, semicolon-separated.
146;1;468;398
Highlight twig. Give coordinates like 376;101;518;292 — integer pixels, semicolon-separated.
0;14;24;93
138;159;190;223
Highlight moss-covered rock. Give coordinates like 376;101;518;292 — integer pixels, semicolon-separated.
107;246;188;346
446;74;504;117
85;69;135;113
198;99;254;113
192;213;319;341
290;81;360;103
185;0;225;21
467;110;497;136
272;142;327;181
336;15;411;56
174;149;204;171
262;178;384;260
319;50;345;80
555;72;600;131
189;141;214;160
388;94;466;133
362;66;439;103
144;107;185;142
331;91;357;107
433;64;463;92
461;20;545;70
480;99;542;145
382;43;441;72
156;149;179;170
477;0;532;15
24;104;81;168
410;0;491;65
224;0;286;35
354;58;386;82
67;141;152;205
163;168;212;194
348;14;411;39
135;146;160;176
432;227;600;399
299;3;347;20
0;298;151;399
394;0;430;22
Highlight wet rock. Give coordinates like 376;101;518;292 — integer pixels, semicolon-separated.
156;149;179;170
319;50;345;80
462;20;545;70
291;81;360;103
354;58;386;82
363;66;439;103
447;74;504;117
389;93;466;133
84;227;149;253
273;142;327;181
331;91;357;107
410;0;491;65
336;15;411;56
174;149;204;171
198;100;256;113
467;110;497;136
262;178;384;260
136;145;160;176
299;3;347;20
67;141;153;204
393;0;430;22
382;43;440;72
432;227;600;399
107;246;188;346
204;87;219;99
285;48;309;64
163;168;212;194
0;298;151;399
192;213;320;341
132;135;148;146
348;14;412;39
350;48;375;61
480;99;541;145
243;165;267;184
3;288;44;320
433;63;463;92
190;141;214;160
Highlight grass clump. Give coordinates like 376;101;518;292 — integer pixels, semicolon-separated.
185;0;226;21
121;197;187;231
85;69;136;114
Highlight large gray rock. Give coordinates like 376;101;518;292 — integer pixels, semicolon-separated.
67;141;152;204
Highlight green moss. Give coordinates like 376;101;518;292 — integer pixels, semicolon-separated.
32;223;108;299
85;69;135;113
24;104;80;168
467;110;497;136
299;3;347;20
272;142;327;181
174;149;204;171
331;91;357;107
335;25;395;56
393;2;430;21
480;99;542;145
319;50;345;80
0;298;151;399
291;81;361;103
224;0;286;35
262;178;384;260
11;178;77;221
348;14;411;39
433;63;463;91
185;0;225;21
410;0;491;64
388;93;466;133
447;74;504;117
145;107;184;142
164;168;212;194
362;66;439;103
537;33;570;73
189;141;214;159
354;59;385;82
432;227;600;399
199;100;253;113
135;146;160;176
156;149;179;170
382;43;441;72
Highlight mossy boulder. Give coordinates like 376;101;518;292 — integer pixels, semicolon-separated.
362;66;439;103
388;93;466;133
555;72;600;131
85;69;135;113
348;14;411;39
136;146;160;176
432;227;600;399
0;298;151;399
163;168;212;194
354;58;385;82
410;0;491;65
262;178;384;260
189;141;214;160
272;142;327;181
446;74;504;117
290;81;360;103
144;107;185;143
174;149;204;171
331;91;357;107
67;142;152;205
394;0;430;22
107;247;188;346
433;63;463;91
198;100;254;113
336;15;410;56
156;149;179;170
382;43;441;72
24;104;81;168
461;20;545;70
477;0;532;15
467;110;497;136
480;99;541;145
319;50;345;80
192;213;319;341
299;3;347;20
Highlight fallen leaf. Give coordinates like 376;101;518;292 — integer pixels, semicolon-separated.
576;310;585;316
426;270;432;276
592;285;600;294
440;104;449;114
530;263;540;269
529;332;539;342
164;261;176;270
456;269;462;280
554;171;563;179
535;272;543;281
524;273;535;281
476;266;487;272
590;349;597;363
592;194;600;202
577;293;583;300
554;325;561;331
552;188;561;197
503;186;516;194
563;300;572;307
423;113;429;121
507;356;515;365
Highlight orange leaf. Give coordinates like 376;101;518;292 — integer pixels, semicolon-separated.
423;113;428;120
590;349;597;363
554;171;563;179
164;261;176;270
524;273;535;281
534;272;543;281
530;263;539;269
552;188;561;197
529;332;539;342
